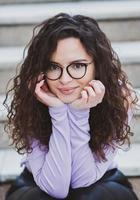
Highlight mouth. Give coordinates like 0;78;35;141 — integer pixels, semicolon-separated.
58;86;79;95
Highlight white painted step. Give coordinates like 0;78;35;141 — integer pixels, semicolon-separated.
0;143;140;182
0;1;140;24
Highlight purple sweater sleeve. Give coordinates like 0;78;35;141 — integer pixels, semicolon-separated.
25;105;71;199
21;104;133;197
67;105;118;188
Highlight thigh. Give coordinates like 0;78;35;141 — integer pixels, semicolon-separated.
6;185;57;200
5;168;61;200
70;181;138;200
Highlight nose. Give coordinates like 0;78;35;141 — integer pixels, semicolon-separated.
59;68;73;84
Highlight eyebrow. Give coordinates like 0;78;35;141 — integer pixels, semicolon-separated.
50;59;88;65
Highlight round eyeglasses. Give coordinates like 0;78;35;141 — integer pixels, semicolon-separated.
44;61;93;81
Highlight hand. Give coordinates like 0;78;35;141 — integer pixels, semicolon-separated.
35;75;64;107
70;80;105;109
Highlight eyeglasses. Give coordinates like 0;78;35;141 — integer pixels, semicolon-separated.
44;61;93;81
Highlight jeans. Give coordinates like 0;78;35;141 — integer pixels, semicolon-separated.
6;168;138;200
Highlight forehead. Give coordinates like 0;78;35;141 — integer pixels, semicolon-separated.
51;37;92;63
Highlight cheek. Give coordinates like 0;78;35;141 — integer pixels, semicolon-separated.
46;80;57;94
78;71;95;88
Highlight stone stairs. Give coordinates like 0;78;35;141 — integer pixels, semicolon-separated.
0;0;68;4
0;0;140;188
0;1;140;47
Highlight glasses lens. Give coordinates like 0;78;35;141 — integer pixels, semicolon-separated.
68;63;86;79
45;62;88;80
46;63;61;80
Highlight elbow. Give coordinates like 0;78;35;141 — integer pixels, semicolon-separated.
47;177;70;199
52;183;70;199
35;175;70;199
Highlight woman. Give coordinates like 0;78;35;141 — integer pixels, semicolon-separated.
4;13;138;200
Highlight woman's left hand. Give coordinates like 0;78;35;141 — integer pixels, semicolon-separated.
70;80;105;109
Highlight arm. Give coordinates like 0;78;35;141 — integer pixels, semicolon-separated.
25;105;72;199
68;105;117;188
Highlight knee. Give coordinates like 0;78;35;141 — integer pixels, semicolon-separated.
71;181;138;200
6;186;53;200
6;186;31;200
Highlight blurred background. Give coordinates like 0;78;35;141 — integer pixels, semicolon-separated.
0;0;140;199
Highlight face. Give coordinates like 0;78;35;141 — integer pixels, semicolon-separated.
46;37;95;103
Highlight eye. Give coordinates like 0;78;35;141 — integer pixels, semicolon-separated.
72;63;86;69
48;63;60;71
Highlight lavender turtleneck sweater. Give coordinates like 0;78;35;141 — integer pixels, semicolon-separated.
21;104;132;199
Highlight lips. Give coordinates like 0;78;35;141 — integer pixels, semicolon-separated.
58;86;78;90
58;87;78;95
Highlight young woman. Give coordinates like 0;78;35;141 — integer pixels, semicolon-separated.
4;13;138;200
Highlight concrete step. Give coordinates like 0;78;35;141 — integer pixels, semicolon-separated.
0;46;24;94
0;0;66;4
0;0;140;4
0;89;140;149
0;1;140;46
0;41;140;94
114;143;140;176
0;149;23;182
0;143;140;182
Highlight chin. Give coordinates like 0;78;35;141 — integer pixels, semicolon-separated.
61;99;73;104
58;94;80;104
59;97;76;104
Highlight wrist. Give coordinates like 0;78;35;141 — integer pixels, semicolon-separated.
68;104;90;120
68;104;89;113
49;104;68;119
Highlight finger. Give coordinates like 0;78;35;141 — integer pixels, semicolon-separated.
89;80;105;95
91;82;104;104
36;79;45;88
84;86;96;97
35;79;45;95
88;81;105;105
91;80;105;91
81;90;88;104
84;86;96;105
37;73;44;83
28;73;44;90
41;83;49;92
95;80;105;92
36;78;49;93
35;81;49;105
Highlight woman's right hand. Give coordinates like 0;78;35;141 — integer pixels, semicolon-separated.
35;79;64;107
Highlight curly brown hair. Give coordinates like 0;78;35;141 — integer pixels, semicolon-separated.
3;13;138;161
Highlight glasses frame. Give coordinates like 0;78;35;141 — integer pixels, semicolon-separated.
44;61;93;81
